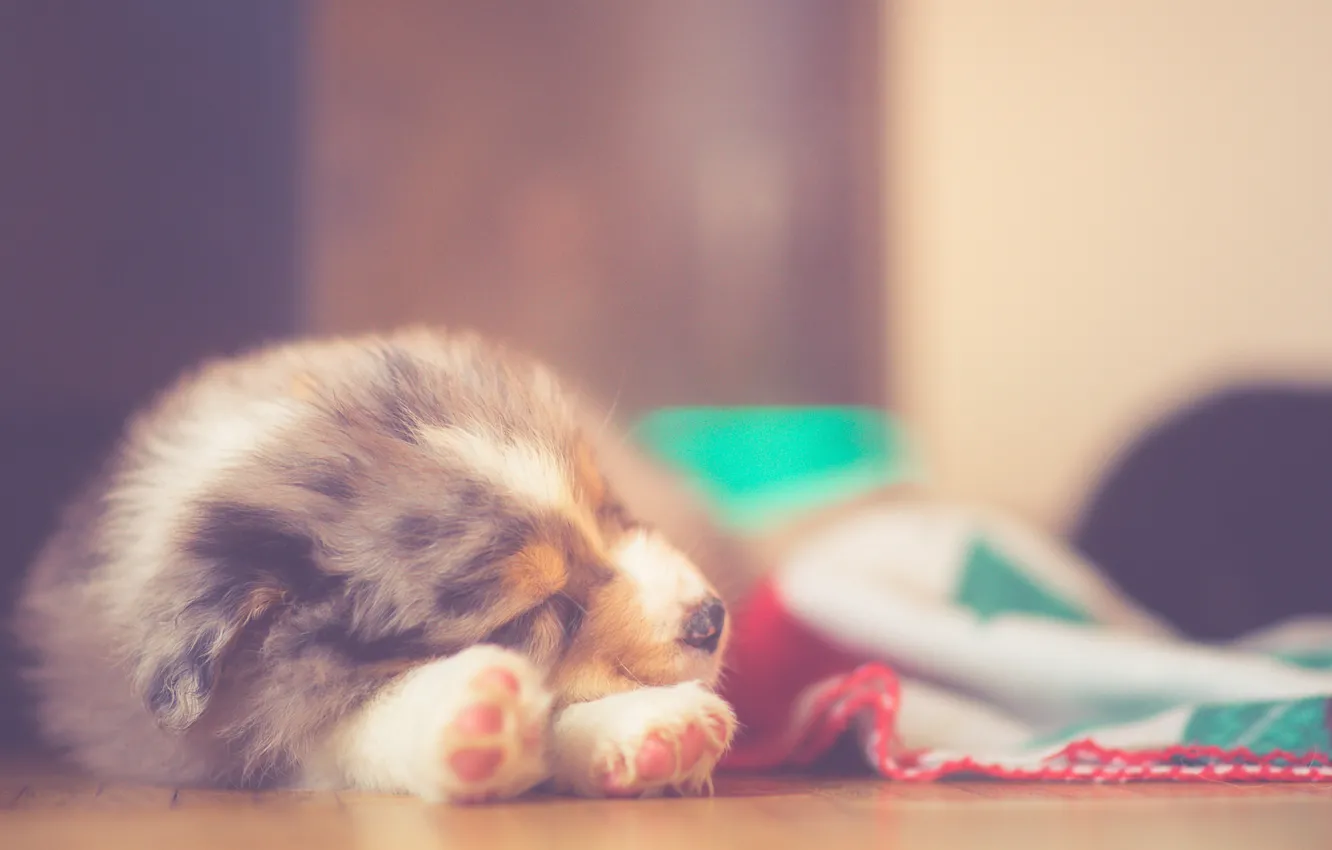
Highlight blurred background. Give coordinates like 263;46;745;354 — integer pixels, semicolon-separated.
3;0;1332;740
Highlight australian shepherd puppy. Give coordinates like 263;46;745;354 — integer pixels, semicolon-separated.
13;328;746;802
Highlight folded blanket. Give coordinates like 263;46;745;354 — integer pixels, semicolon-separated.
716;501;1332;781
635;407;1332;782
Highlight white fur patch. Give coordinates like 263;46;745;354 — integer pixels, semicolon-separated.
423;427;572;511
611;531;712;643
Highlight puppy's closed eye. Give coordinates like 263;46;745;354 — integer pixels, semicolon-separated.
488;593;584;658
595;498;636;531
488;606;547;653
551;593;585;639
433;575;502;617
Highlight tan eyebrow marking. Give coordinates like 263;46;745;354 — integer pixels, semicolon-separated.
503;542;568;601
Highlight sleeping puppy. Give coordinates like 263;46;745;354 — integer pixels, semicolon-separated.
13;327;743;802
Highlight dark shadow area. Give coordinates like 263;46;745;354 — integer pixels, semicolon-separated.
0;0;302;750
0;410;129;752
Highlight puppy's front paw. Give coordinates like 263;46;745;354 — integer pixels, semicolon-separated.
549;682;735;798
432;646;553;803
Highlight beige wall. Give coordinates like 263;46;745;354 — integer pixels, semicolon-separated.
886;0;1332;529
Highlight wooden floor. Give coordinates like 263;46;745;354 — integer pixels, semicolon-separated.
2;759;1330;850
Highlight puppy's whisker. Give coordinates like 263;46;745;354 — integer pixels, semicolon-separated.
556;591;588;614
596;360;633;441
597;389;623;441
616;663;647;688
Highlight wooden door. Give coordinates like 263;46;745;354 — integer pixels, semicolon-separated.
304;0;885;413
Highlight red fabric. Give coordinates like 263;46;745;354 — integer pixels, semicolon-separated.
717;579;867;770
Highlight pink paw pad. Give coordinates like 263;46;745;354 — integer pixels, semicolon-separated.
634;734;677;781
449;747;505;783
598;722;714;795
453;703;505;737
441;666;534;788
431;651;555;803
472;668;521;696
677;724;707;772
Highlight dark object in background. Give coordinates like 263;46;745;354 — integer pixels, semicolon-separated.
0;0;301;750
1073;384;1332;641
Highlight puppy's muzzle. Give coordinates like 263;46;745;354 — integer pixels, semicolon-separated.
680;596;726;654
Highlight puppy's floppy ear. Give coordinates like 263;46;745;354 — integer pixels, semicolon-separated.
138;502;336;731
140;581;286;732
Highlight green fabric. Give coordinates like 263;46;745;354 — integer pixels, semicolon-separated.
632;406;913;532
1272;649;1332;670
1182;697;1332;754
955;539;1093;624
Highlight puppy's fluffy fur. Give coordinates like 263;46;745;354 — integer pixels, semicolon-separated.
14;328;749;800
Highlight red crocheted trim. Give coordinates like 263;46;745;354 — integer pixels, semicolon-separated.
885;742;1332;783
725;663;1332;782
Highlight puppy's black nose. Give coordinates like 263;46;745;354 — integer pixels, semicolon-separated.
681;597;726;653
